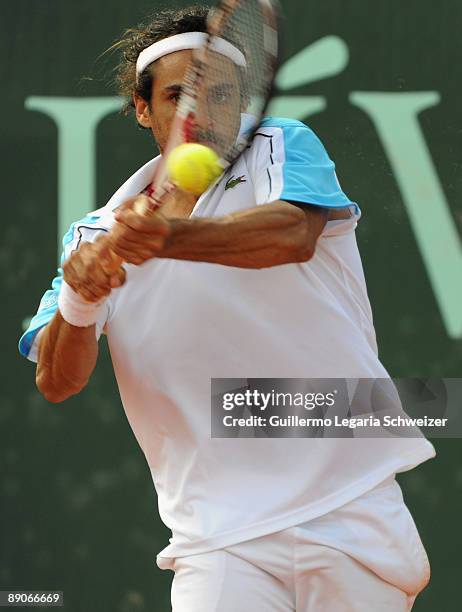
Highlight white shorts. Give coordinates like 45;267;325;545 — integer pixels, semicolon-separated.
162;477;430;611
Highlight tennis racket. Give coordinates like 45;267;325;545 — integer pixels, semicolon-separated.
105;0;281;268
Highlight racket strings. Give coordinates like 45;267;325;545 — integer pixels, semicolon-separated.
191;0;279;165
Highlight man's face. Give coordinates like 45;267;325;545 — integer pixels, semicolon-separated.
134;48;243;154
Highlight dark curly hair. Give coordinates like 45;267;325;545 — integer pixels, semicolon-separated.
110;5;210;116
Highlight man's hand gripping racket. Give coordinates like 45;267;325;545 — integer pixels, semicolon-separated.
99;0;281;279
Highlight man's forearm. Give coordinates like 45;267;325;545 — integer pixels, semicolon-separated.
36;310;99;403
158;201;327;268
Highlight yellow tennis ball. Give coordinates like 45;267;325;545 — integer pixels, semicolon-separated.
167;143;222;195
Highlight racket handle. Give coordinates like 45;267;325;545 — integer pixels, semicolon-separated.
133;197;151;215
100;193;158;275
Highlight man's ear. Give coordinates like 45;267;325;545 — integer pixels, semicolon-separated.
134;94;152;128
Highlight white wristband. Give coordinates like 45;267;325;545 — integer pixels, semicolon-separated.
58;280;107;327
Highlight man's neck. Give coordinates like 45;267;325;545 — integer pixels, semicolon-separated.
161;189;199;219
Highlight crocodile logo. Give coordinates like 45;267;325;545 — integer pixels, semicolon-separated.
225;175;247;191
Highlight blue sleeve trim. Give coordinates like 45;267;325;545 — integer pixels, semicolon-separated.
18;214;101;359
18;271;63;358
262;117;358;211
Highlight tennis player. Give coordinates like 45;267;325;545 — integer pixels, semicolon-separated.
19;6;435;611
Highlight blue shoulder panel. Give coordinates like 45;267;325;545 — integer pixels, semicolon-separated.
18;214;101;360
260;117;359;211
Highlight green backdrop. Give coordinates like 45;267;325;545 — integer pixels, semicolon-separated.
2;0;461;610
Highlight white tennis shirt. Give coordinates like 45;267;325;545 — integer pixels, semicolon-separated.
20;118;435;561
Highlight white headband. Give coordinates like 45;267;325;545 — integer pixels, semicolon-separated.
136;32;247;78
